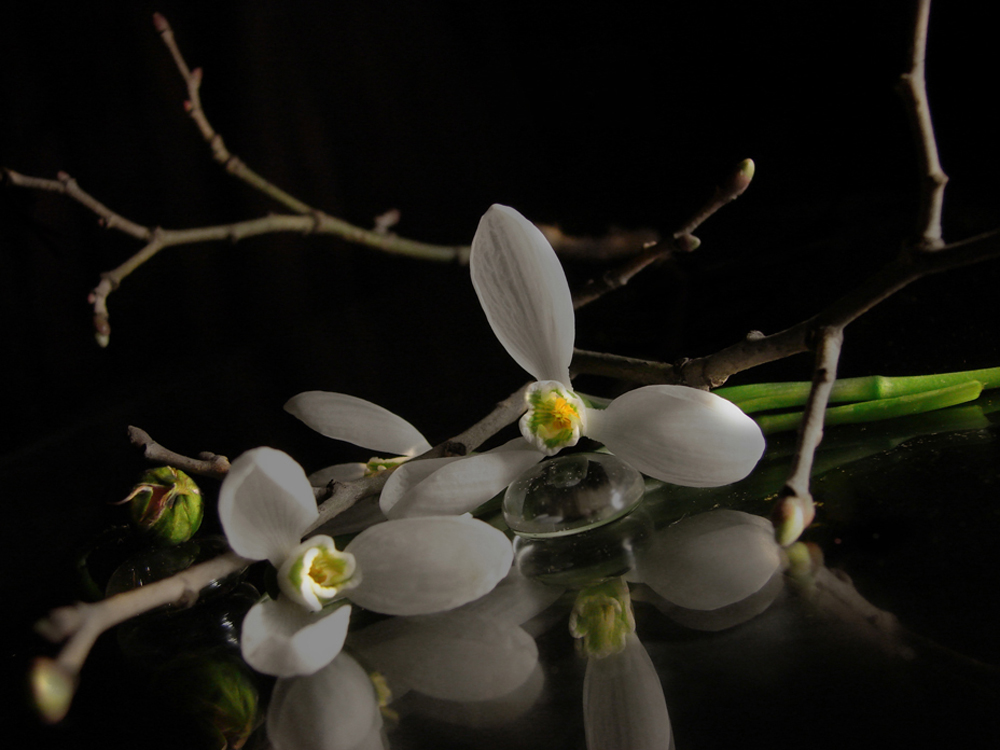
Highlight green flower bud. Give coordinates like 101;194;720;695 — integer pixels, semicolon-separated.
569;577;636;659
124;466;204;546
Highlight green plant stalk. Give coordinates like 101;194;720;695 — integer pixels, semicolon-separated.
754;381;983;435
715;366;1000;413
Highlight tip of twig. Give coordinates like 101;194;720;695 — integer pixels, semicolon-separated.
152;12;170;33
30;657;77;724
723;158;755;200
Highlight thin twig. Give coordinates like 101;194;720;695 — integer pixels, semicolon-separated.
127;425;231;479
571;159;754;309
898;0;948;249
771;329;842;545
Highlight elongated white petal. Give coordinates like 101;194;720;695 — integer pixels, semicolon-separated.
584;633;672;750
345;516;513;615
586;385;766;486
218;447;317;566
377;455;465;516
267;651;384;750
471;204;575;383
350;611;538;702
381;439;544;519
634;510;782;611
285;391;432;456
240;597;351;677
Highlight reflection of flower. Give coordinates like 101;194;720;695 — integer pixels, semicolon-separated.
633;510;784;630
471;204;766;487
583;633;672;750
267;650;387;750
219;447;514;677
286;391;546;519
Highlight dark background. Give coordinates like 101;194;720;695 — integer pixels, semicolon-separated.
4;2;999;748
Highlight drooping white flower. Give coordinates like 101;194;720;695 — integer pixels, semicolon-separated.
471;204;766;486
285;391;547;519
219;447;514;677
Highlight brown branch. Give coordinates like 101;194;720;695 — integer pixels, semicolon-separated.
571;158;754;309
898;0;948;249
127;425;231;479
4;167;466;347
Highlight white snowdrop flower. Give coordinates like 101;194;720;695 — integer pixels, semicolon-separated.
219;447;514;677
471;204;766;486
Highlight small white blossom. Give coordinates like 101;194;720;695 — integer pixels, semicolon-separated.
471;204;766;486
219;447;514;677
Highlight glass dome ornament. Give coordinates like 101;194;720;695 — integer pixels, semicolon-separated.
503;453;645;538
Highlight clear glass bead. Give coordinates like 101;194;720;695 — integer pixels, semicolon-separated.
503;452;645;538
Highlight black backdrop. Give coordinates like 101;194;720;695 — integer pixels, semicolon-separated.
4;3;999;748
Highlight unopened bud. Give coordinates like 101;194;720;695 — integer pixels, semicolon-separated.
772;493;815;547
123;466;203;546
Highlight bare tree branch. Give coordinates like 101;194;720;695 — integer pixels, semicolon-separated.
571;159;753;309
127;425;231;479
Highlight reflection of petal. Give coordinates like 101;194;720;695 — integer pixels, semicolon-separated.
308;462;367;486
586;385;766;486
405;662;545;728
346;516;513;615
583;633;672;750
285;391;432;456
634;567;785;632
218;447;317;567
634;510;782;611
268;651;385;750
471;204;575;383
350;610;538;702
454;564;564;627
381;438;544;518
241;597;351;677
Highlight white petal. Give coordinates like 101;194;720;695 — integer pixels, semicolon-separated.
218;447;317;566
285;391;432;456
240;597;351;677
345;516;513;615
315;496;387;537
586;385;766;486
470;204;575;383
308;462;367;486
634;510;782;611
377;455;465;516
584;633;672;750
267;651;383;750
381;438;544;519
350;611;538;702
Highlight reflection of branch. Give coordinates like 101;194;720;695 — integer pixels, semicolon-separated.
571;159;753;309
33;550;252;720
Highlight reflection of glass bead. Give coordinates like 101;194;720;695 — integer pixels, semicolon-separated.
514;507;653;587
503;453;645;538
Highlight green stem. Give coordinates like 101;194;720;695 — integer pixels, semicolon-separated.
755;381;983;435
716;366;1000;413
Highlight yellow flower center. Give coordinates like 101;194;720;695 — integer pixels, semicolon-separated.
521;381;587;455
